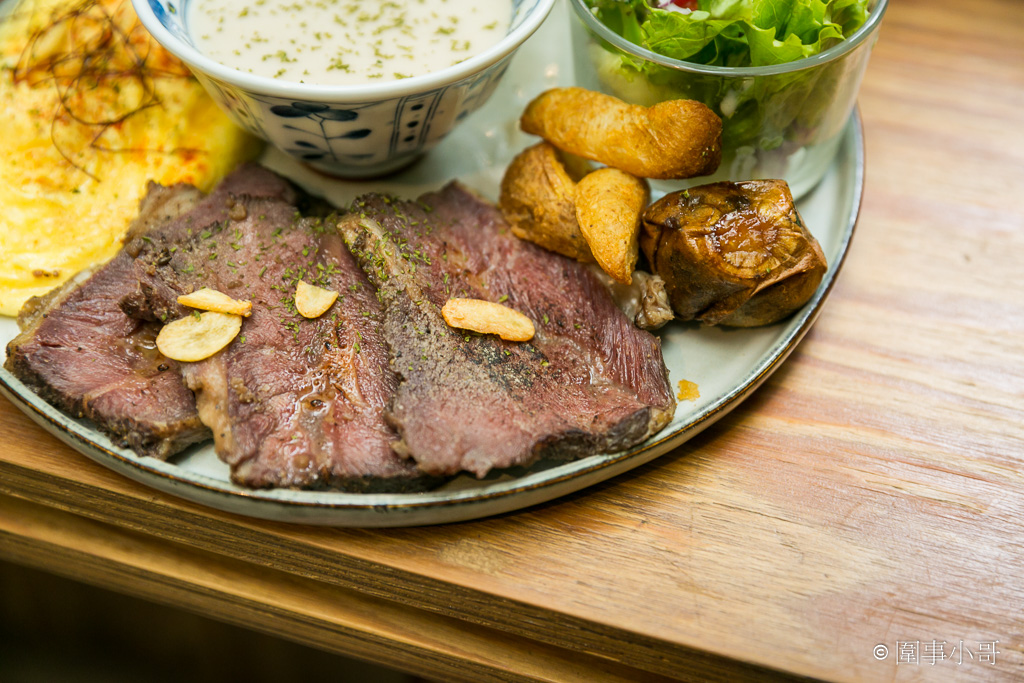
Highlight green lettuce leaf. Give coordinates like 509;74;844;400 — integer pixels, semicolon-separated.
582;0;869;68
641;10;735;61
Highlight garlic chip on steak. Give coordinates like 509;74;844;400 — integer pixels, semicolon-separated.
441;298;535;342
177;288;252;317
295;280;339;318
156;311;243;362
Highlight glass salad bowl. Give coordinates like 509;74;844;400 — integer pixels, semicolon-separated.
568;0;888;198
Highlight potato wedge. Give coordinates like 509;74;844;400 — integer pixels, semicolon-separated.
498;142;593;261
295;280;339;319
441;298;535;342
156;311;243;362
521;87;722;180
574;168;649;285
177;287;252;317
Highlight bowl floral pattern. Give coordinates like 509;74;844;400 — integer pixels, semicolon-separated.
191;65;511;177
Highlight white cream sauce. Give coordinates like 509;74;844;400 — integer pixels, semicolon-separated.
189;0;512;85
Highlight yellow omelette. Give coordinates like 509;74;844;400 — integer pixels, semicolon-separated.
0;0;261;316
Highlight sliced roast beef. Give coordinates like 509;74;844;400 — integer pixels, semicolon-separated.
121;164;431;491
338;183;676;478
4;183;209;459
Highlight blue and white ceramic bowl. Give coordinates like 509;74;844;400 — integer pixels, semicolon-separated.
133;0;555;178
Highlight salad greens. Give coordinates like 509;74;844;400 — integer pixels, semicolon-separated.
580;0;873;185
585;0;869;69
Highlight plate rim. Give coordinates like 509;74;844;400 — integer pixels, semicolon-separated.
0;113;864;526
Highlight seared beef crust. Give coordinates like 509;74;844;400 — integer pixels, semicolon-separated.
338;183;676;478
120;164;432;491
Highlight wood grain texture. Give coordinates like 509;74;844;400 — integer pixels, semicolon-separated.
2;0;1024;681
0;494;688;683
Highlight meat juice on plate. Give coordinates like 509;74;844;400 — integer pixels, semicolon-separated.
190;0;512;84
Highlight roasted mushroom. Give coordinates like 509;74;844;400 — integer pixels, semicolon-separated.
641;180;827;327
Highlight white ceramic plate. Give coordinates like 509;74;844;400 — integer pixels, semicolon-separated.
0;3;863;526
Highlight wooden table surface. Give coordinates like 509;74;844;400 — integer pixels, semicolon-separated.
2;0;1023;681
